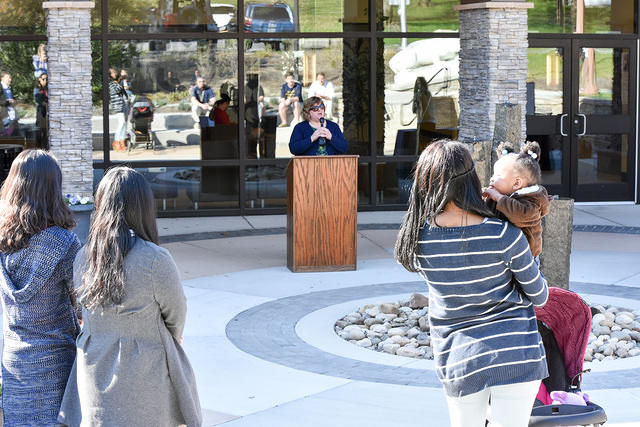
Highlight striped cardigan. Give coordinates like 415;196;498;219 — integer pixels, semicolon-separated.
417;217;549;397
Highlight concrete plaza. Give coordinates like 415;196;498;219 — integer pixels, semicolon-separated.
159;204;640;426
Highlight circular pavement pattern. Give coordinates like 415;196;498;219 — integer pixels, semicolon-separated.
226;281;640;388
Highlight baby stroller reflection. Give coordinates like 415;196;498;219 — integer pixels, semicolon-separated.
127;95;156;152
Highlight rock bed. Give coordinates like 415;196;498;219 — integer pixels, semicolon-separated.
335;294;640;362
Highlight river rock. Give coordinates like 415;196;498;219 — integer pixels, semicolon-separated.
383;343;400;354
379;303;400;315
418;317;429;331
409;293;429;309
370;324;388;334
611;330;631;341
343;325;365;340
356;338;372;347
365;306;380;317
364;317;384;327
616;313;634;326
406;327;421;339
388;327;407;337
396;346;421;358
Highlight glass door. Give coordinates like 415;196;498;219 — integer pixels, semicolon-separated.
571;40;636;201
527;38;637;201
526;40;571;197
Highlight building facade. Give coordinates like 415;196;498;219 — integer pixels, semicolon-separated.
0;0;637;216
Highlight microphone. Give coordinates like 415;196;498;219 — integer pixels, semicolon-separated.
318;117;326;145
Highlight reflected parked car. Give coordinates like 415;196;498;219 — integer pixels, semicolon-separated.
244;3;294;49
155;0;219;32
210;3;237;32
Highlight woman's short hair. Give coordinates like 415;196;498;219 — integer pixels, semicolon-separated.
0;149;75;252
394;140;494;272
302;96;323;122
77;166;158;308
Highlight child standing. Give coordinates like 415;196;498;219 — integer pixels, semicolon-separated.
483;141;551;258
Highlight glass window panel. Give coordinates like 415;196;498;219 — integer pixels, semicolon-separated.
528;0;635;34
578;47;629;115
108;0;238;33
380;38;459;156
138;166;239;211
357;163;371;205
0;1;46;35
245;164;287;209
578;134;628;184
107;39;238;161
0;41;48;150
380;0;459;32
376;161;414;205
244;37;368;159
93;1;102;32
243;1;362;33
527;48;564;116
91;41;104;161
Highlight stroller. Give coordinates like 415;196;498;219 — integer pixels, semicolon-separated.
127;95;156;152
529;287;607;426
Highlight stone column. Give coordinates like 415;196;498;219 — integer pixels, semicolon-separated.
454;1;533;143
42;1;95;198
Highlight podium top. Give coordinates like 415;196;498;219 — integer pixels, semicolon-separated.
289;155;359;160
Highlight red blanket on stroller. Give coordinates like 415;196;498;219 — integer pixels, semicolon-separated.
534;287;592;405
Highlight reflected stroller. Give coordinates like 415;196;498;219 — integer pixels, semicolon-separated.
128;95;156;152
529;287;607;426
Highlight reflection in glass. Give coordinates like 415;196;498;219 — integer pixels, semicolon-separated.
0;41;48;150
357;163;371;205
578;134;627;184
138;166;239;211
527;48;564;116
377;162;415;205
380;38;459;156
242;0;355;33
245;165;287;209
380;0;459;32
109;0;238;33
105;39;237;161
0;1;45;35
528;0;634;34
578;48;629;115
244;38;356;158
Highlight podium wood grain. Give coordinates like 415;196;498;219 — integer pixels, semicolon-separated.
287;155;358;272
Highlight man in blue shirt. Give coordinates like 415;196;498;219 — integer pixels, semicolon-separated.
1;72;18;136
278;72;302;127
190;76;216;129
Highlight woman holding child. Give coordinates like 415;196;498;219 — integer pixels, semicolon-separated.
59;167;201;427
0;150;80;425
395;140;549;427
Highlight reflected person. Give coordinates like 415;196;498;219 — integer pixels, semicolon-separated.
289;97;347;156
34;73;49;150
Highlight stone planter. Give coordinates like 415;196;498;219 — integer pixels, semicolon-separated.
69;204;94;244
540;198;574;289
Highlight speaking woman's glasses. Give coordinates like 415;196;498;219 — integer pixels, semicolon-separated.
310;104;325;111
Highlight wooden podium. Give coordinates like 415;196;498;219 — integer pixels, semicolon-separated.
287;155;358;272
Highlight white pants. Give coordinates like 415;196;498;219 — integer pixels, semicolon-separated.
445;380;540;427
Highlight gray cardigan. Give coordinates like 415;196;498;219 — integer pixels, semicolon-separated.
59;239;202;427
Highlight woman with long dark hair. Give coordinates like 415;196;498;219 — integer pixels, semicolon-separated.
0;149;80;425
395;140;549;427
59;167;202;427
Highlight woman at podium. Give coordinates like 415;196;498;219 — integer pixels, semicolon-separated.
289;97;347;156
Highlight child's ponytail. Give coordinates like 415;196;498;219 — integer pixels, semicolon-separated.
515;141;542;185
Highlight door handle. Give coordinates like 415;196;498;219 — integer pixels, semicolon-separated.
559;114;568;136
576;114;587;136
